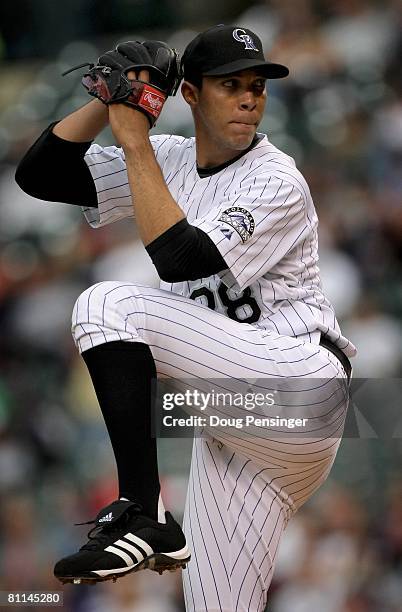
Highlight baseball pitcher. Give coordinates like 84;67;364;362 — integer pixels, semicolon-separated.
16;24;356;612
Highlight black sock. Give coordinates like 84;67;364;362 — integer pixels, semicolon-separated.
81;341;160;520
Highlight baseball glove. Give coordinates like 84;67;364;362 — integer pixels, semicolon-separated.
66;41;182;127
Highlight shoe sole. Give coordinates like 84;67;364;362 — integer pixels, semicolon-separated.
56;552;191;585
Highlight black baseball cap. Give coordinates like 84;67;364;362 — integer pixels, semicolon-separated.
182;24;289;83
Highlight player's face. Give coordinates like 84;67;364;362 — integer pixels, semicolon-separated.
184;69;267;166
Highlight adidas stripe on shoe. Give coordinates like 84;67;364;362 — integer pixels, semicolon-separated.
54;500;191;584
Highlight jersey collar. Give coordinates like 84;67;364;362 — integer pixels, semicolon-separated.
196;133;264;179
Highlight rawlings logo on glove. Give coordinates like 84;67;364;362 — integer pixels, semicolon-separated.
142;90;165;112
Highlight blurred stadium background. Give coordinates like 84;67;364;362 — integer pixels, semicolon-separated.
0;0;401;610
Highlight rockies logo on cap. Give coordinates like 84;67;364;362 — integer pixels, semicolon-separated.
232;28;259;52
182;24;289;82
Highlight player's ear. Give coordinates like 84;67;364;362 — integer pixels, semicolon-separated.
181;81;199;107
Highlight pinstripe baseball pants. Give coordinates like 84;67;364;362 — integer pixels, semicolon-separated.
72;281;349;612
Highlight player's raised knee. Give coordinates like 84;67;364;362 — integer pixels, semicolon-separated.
71;281;122;328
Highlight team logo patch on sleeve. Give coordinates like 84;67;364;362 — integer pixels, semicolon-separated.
218;207;255;243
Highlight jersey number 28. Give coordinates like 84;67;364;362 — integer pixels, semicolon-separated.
190;282;261;324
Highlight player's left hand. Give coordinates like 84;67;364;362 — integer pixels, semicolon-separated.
81;40;182;128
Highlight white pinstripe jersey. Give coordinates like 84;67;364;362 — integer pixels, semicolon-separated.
83;133;356;358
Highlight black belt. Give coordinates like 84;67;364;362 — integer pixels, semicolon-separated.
319;336;352;382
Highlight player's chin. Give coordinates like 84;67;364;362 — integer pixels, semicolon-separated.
228;124;257;149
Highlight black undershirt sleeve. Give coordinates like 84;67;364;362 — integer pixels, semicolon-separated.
146;218;227;282
15;121;98;207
